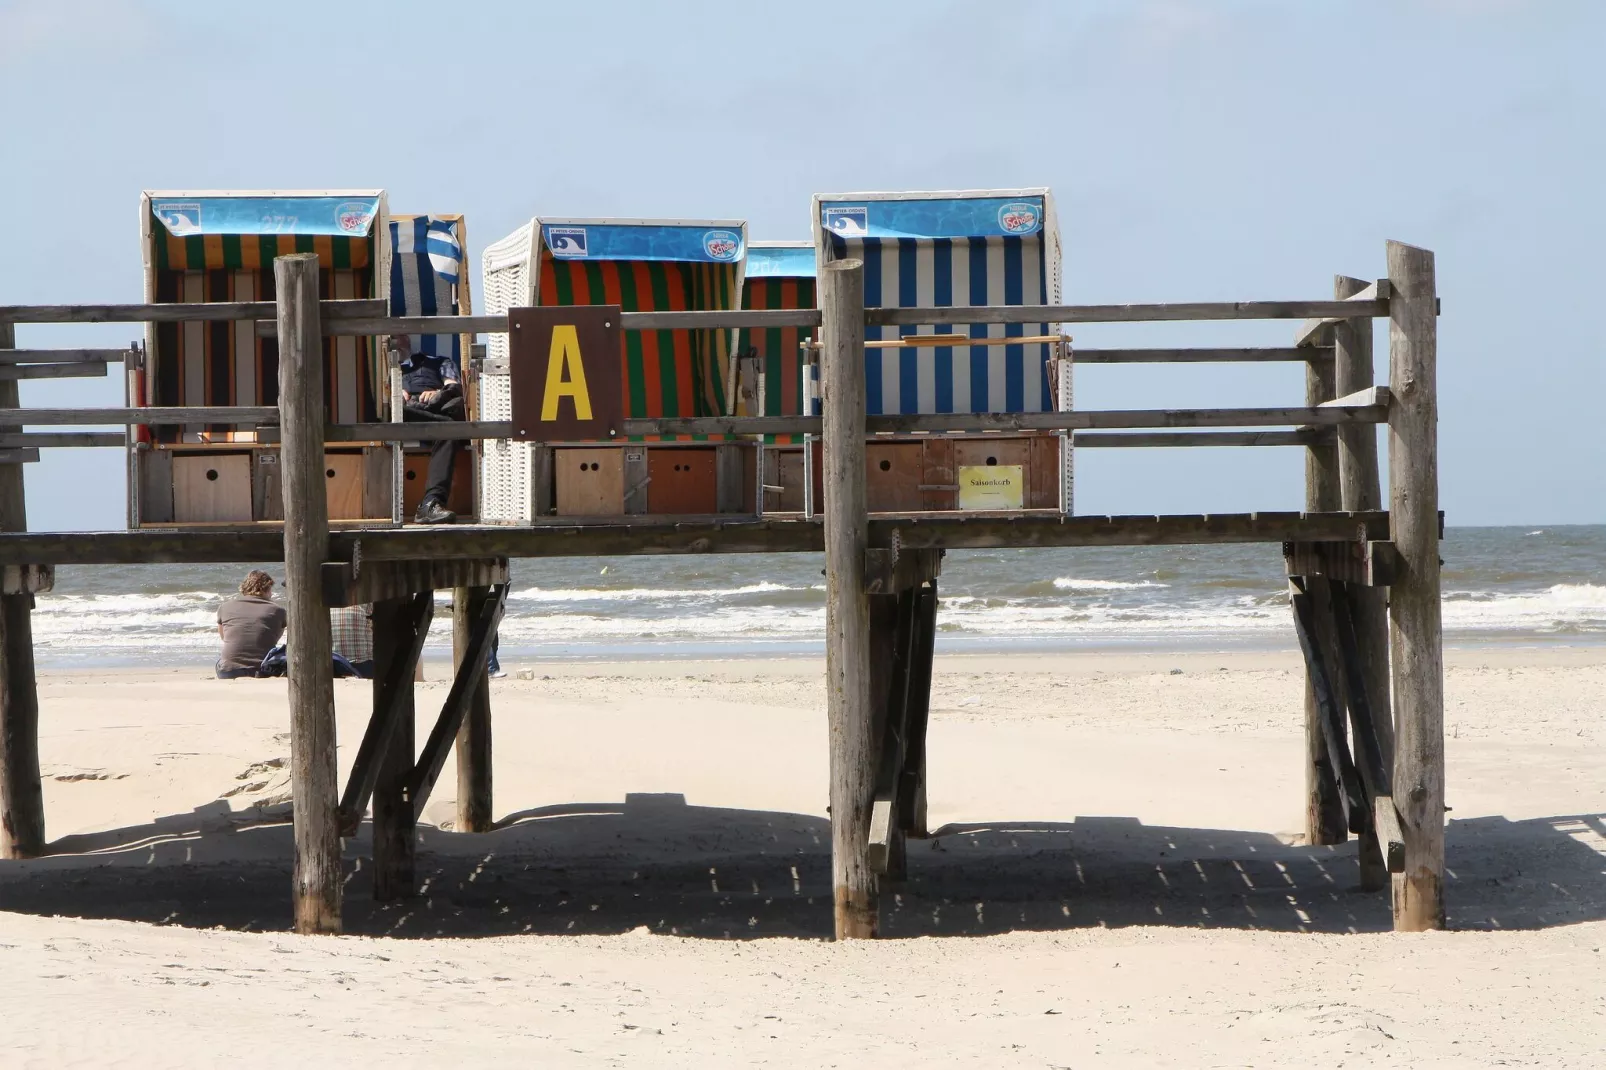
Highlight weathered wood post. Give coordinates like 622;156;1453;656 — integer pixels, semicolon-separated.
820;258;876;939
1385;241;1444;930
371;596;418;899
453;585;493;833
1302;318;1347;846
0;318;43;859
276;253;342;934
1334;274;1395;891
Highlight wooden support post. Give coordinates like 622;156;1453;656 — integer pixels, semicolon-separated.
1334;274;1395;891
408;584;507;820
899;581;938;840
1386;241;1445;931
819;258;877;940
453;585;494;833
1301;317;1346;847
365;594;432;899
0;317;43;859
276;254;341;934
865;592;906;880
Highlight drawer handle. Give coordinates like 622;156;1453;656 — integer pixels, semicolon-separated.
918;484;959;491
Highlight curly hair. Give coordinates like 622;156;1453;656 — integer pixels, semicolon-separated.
239;570;275;599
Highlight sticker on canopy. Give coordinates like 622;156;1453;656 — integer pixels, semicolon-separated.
154;203;202;237
823;206;868;239
998;202;1041;235
335;201;376;235
548;227;588;258
703;230;741;261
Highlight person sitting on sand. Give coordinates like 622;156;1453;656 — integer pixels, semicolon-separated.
215;570;287;679
331;603;375;679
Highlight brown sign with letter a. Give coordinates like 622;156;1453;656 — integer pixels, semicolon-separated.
508;305;623;442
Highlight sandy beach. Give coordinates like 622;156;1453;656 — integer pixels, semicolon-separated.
1;647;1603;1066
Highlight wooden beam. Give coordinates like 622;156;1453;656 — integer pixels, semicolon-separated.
0;511;1401;566
1333;273;1395;887
1073;430;1323;448
1283;539;1398;587
0;364;108;382
453;585;494;834
820;257;878;940
869;299;1391;328
0;450;39;465
259;308;825;338
0;299;384;324
0;433;124;448
1319;385;1391;409
622;401;1388;438
338;592;433;837
321;557;508;608
865;593;906;879
1372;795;1408;873
897;584;938;840
0;565;52;596
407;584;507;821
0;348;132;365
0;319;42;860
0;407;278;426
1386;240;1445;932
1301;326;1346;847
863;546;943;595
1294;280;1391;346
1289;576;1362;837
276;254;342;935
369;596;427;901
1075;346;1333;364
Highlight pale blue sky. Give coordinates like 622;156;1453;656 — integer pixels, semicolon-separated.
1;0;1600;529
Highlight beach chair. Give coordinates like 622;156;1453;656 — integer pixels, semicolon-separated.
479;218;754;520
737;242;820;514
807;188;1072;514
387;213;477;520
132;191;475;527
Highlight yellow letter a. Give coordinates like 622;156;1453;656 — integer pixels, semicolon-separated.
540;324;593;421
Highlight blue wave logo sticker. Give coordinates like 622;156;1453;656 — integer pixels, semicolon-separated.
823;206;868;238
334;201;375;235
548;227;588;257
998;202;1040;235
154;202;201;237
703;230;740;261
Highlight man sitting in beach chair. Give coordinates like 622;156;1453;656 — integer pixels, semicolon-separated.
395;334;466;524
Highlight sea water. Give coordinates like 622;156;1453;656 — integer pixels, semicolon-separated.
29;526;1606;667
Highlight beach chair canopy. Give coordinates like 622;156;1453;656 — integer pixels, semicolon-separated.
141;190;388;437
482;218;747;426
813;189;1062;416
739;241;816;439
389;214;470;369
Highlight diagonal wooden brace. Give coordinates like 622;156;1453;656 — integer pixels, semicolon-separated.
337;591;433;835
407;583;508;822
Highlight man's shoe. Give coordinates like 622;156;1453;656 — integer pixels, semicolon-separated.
414;499;457;524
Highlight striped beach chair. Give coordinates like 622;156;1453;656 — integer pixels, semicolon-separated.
141;191;388;442
479;218;749;521
810;189;1071;513
814;189;1063;416
738;242;817;442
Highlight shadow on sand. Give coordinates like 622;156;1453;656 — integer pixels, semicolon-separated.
1;793;1602;938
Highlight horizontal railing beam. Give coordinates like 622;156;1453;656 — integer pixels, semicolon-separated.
870;300;1391;327
1072;430;1326;448
0;407;278;426
0;349;134;365
0;511;1394;565
0;300;384;325
1075;346;1332;363
0;363;109;382
0;432;125;448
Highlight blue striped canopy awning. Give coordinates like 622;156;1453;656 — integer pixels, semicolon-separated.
389;215;464;359
819;191;1059;416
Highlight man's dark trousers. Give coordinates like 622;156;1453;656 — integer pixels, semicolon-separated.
403;392;466;507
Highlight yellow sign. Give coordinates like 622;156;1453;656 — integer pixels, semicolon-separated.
958;465;1023;510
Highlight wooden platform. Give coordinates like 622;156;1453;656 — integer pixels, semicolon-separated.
0;511;1392;565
